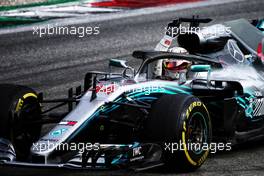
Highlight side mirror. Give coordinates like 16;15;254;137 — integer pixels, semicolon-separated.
109;59;135;78
191;65;211;87
109;59;129;69
191;65;211;72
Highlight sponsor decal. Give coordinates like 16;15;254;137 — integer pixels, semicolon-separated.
130;146;144;162
164;39;171;46
59;120;77;126
50;128;67;137
95;83;116;95
132;146;142;157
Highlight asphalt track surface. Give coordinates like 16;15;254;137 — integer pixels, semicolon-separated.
0;0;264;175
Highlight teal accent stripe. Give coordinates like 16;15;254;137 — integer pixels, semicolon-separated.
163;85;191;94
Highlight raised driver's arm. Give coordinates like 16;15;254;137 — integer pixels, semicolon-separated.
154;19;181;76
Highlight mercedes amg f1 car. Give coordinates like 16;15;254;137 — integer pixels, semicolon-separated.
0;17;264;173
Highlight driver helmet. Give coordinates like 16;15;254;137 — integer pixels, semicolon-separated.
162;47;191;80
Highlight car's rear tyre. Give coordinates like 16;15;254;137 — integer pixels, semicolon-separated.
0;84;42;160
145;94;212;172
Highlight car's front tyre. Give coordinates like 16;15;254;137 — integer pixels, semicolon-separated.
145;94;212;172
0;84;42;160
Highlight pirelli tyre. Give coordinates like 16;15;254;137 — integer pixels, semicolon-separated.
146;94;212;172
0;84;41;160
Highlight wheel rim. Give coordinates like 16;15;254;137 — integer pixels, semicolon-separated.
186;112;208;155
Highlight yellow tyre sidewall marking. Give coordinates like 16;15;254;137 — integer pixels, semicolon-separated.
15;93;38;112
182;101;210;166
182;131;197;166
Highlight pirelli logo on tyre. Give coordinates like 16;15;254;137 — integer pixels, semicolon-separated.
186;101;202;119
197;150;209;166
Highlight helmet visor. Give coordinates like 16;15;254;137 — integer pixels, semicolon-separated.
164;60;190;72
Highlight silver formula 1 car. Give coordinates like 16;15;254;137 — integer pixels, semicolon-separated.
0;17;264;173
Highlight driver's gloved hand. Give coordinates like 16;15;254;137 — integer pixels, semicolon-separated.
166;19;181;38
